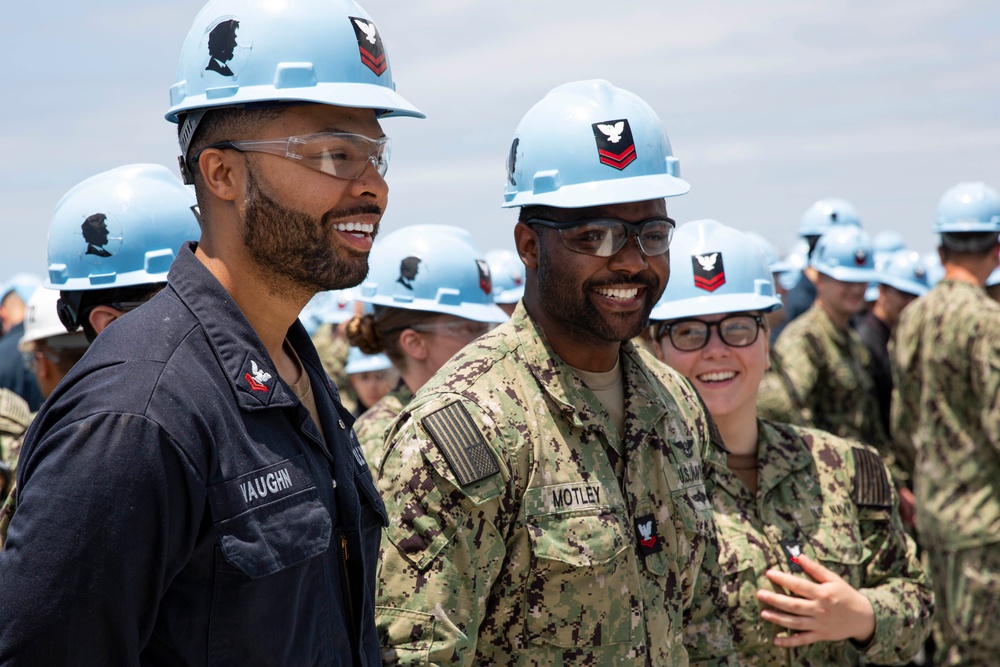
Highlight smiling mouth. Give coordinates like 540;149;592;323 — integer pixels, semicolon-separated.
594;286;640;300
334;222;374;236
697;371;737;383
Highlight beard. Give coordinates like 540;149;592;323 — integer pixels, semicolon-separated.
241;166;381;294
536;239;664;344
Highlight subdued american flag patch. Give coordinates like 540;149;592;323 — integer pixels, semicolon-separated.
852;447;892;508
422;402;499;486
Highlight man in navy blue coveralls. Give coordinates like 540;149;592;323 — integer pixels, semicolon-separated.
0;0;423;664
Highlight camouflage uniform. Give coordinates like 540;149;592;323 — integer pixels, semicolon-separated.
756;350;804;426
772;305;900;482
0;388;31;468
891;279;1000;666
310;323;357;415
375;304;736;666
354;381;413;476
0;388;33;550
713;419;932;666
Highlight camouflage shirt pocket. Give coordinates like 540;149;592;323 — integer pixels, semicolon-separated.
806;521;866;586
717;531;769;651
524;505;633;648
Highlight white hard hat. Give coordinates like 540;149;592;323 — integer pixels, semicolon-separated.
19;288;88;352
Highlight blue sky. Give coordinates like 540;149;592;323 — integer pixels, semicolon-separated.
2;0;998;283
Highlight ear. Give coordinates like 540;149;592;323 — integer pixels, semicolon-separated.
88;305;127;336
397;328;430;363
514;222;540;271
198;147;243;203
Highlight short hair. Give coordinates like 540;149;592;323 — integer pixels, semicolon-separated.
939;231;999;260
181;106;284;188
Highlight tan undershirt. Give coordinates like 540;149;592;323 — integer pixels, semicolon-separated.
571;357;625;438
284;340;326;443
727;450;759;496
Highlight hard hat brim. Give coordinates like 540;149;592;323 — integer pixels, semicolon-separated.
356;295;509;323
649;293;782;322
165;81;425;123
501;173;690;209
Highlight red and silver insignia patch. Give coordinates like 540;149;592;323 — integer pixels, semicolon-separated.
245;359;272;392
350;17;387;76
592;118;637;170
476;260;492;295
635;514;662;557
692;252;726;292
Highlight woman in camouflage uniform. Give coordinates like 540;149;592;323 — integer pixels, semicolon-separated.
347;225;507;472
650;219;933;666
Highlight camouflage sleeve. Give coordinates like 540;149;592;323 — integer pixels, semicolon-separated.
851;447;934;664
772;331;818;426
972;326;1000;458
375;399;510;666
678;386;738;666
888;345;918;484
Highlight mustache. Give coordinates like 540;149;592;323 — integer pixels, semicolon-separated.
587;273;660;291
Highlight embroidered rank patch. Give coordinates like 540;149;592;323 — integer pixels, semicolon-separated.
692;252;726;292
592;118;637;170
635;514;662;557
422;402;499;486
852;447;892;508
779;539;803;573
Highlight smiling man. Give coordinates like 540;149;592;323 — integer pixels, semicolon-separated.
0;0;421;664
374;80;735;666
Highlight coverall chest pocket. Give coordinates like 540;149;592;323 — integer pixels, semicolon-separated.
209;456;333;579
525;505;632;648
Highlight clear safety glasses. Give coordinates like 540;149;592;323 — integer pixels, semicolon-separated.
197;132;391;180
527;216;675;258
408;320;495;341
655;314;765;352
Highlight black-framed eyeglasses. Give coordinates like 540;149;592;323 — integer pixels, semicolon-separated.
654;314;765;352
526;216;675;257
195;132;390;181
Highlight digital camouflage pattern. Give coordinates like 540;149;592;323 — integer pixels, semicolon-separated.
772;305;902;483
0;388;31;468
375;304;736;666
310;323;357;415
756;350;804;426
354;381;413;477
711;419;932;666
891;279;1000;665
0;389;32;551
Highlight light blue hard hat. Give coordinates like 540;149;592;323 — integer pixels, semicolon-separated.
873;230;905;254
650;220;781;321
45;164;202;291
358;224;508;323
744;232;795;275
484;249;524;305
344;346;393;374
167;0;424;164
809;225;877;283
299;288;356;335
921;251;945;287
1;273;42;305
932;182;1000;233
876;250;930;296
798;198;861;237
502;80;689;209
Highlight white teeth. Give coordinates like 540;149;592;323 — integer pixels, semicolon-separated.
596;287;639;300
697;371;736;382
335;222;373;235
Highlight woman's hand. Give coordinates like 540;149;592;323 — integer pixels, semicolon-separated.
756;553;876;648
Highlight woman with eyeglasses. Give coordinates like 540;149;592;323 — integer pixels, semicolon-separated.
649;220;932;666
347;225;508;474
